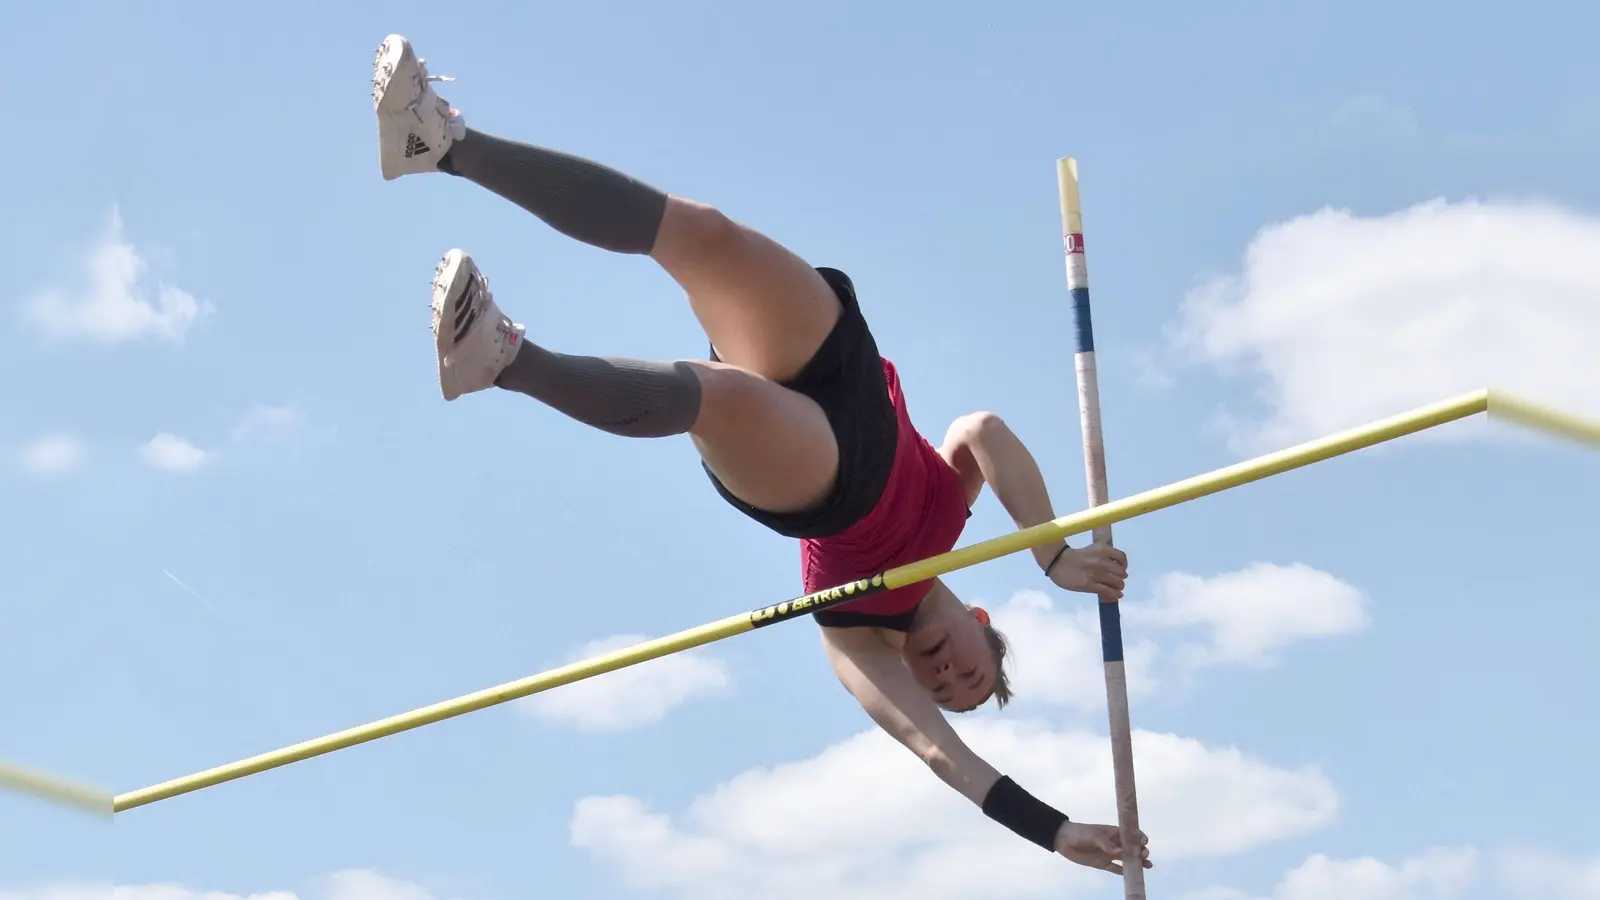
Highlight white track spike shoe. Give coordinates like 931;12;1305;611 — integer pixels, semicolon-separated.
430;250;525;401
372;34;467;180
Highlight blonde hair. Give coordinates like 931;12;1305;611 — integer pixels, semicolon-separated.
982;624;1014;709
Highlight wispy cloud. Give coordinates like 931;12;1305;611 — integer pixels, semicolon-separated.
161;569;214;611
1191;846;1483;900
16;434;87;475
1323;94;1423;144
0;870;452;900
519;633;730;732
1249;93;1600;164
23;207;210;344
1498;847;1600;899
1274;847;1479;900
231;404;307;444
134;404;313;473
139;433;212;473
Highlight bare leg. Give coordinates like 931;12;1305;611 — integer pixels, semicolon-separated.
439;130;843;381
647;197;843;383
494;347;837;513
438;131;848;513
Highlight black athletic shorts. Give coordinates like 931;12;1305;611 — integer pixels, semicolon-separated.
702;267;899;540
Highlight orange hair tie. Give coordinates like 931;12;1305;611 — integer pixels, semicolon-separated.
972;606;991;627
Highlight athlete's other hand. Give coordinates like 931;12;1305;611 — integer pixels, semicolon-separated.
1046;543;1129;600
1055;821;1152;874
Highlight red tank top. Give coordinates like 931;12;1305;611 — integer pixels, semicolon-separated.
800;358;971;616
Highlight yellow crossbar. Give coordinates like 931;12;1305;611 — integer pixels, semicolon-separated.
0;760;113;817
98;388;1593;813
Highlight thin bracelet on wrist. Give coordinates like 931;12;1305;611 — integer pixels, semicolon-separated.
1044;542;1071;577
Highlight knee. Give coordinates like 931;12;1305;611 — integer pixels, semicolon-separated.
681;361;767;431
660;197;744;257
948;410;1007;446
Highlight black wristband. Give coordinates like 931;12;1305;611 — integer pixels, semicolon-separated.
981;775;1069;851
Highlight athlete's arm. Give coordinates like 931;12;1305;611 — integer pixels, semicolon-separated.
817;609;1154;872
939;411;1128;599
818;624;1001;804
939;411;1065;569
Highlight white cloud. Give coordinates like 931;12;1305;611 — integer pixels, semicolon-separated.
10;851;1593;900
1193;847;1480;900
316;871;448;900
0;888;291;900
990;564;1368;712
1192;846;1600;900
570;718;1338;900
1180;890;1258;900
138;433;212;473
1325;95;1421;142
1273;848;1480;900
993;590;1161;712
0;871;448;900
127;405;310;475
1169;198;1600;450
1127;563;1371;671
231;405;306;444
0;888;115;900
24;208;208;344
17;434;87;475
1499;848;1600;899
518;633;730;732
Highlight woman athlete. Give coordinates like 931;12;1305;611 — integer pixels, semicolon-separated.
372;35;1152;876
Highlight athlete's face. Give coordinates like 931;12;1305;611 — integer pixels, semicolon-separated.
904;595;997;712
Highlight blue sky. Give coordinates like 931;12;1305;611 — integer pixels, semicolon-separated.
3;1;1599;898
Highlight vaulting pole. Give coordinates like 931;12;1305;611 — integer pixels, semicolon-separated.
1057;157;1145;895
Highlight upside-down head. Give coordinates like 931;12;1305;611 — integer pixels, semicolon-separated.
902;579;1014;712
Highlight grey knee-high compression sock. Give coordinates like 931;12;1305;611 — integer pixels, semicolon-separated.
494;343;701;438
439;129;669;255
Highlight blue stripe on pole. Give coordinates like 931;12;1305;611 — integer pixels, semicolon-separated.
1071;287;1095;353
1098;600;1125;662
